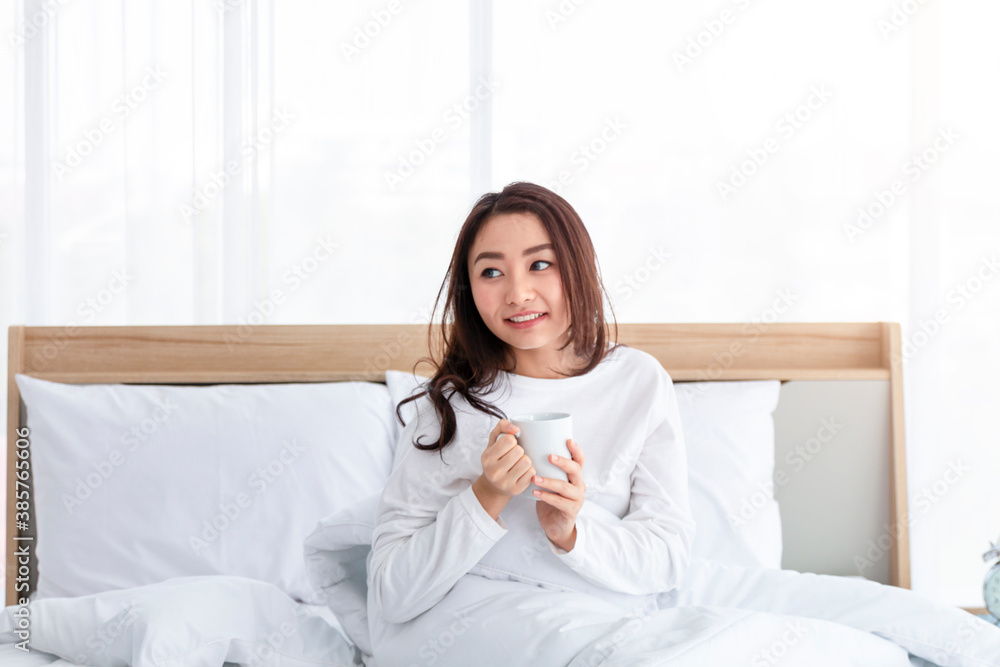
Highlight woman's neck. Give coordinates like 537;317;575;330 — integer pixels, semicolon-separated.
504;349;589;379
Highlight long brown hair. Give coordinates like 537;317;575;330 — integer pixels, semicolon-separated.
395;181;622;459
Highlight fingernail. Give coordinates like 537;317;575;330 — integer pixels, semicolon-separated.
551;454;558;461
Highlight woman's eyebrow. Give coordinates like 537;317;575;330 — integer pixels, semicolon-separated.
473;243;553;265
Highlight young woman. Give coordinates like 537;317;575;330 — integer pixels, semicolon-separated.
366;182;1000;666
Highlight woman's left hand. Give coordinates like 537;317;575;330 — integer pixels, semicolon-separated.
534;438;586;551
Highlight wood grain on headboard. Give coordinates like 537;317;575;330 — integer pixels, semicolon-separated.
5;322;909;607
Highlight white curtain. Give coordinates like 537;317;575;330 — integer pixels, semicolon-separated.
1;0;997;608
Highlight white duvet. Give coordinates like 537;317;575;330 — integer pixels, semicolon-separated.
375;578;912;667
0;576;362;666
367;556;1000;667
1;565;997;666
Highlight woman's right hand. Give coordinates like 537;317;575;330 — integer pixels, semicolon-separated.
480;418;535;498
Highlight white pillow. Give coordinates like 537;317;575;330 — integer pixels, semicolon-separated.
675;380;783;569
15;374;397;604
0;575;360;666
383;370;429;470
384;370;783;569
303;491;381;658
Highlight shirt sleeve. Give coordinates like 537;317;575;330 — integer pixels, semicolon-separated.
544;366;697;596
367;403;509;625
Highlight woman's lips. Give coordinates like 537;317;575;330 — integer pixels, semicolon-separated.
505;313;547;329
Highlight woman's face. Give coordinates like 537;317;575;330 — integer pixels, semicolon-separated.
467;211;572;365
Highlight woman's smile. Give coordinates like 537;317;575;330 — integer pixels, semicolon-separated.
505;312;548;329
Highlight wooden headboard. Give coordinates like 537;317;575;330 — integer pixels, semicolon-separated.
6;322;910;608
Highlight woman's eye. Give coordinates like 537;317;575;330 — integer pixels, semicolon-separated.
481;260;552;279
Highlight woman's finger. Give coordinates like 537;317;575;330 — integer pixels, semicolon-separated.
534;475;583;501
532;487;573;510
569;439;585;467
552;440;585;485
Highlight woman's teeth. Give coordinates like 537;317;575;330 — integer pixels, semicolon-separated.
509;313;544;322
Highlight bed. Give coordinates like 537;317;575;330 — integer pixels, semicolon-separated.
2;322;996;666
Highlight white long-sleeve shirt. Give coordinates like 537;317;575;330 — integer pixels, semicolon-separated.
367;343;696;626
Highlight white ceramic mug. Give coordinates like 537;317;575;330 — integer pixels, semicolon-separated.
509;412;572;493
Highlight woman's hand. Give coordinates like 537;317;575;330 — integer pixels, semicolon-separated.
533;439;585;551
479;419;535;499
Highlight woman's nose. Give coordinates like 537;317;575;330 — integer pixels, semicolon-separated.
506;272;534;304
